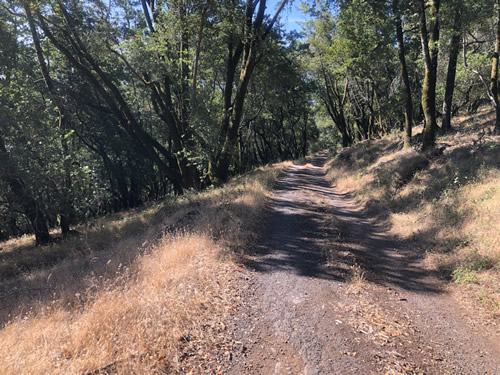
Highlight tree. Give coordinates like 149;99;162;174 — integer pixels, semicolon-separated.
23;1;75;234
208;0;288;184
32;1;187;191
419;0;441;150
0;133;51;245
0;0;310;241
305;0;397;146
441;2;462;133
393;0;413;147
241;37;315;165
491;0;500;134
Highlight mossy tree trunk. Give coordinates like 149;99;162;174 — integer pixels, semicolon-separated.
419;0;441;150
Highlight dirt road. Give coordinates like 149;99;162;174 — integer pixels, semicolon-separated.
227;153;500;375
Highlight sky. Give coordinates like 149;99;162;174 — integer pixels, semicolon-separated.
267;0;310;33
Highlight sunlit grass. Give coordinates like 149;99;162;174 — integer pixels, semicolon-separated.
324;108;500;316
0;162;286;374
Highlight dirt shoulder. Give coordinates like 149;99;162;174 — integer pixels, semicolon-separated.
225;153;500;375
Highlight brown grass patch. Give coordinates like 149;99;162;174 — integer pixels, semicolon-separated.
0;163;285;374
1;235;226;374
324;108;500;317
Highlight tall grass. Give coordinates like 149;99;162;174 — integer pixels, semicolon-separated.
0;163;286;374
325;109;500;315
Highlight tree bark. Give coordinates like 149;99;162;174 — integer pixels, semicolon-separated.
442;7;462;133
419;0;440;150
393;0;413;148
491;0;500;134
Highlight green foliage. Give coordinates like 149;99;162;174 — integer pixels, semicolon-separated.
0;0;497;241
446;250;494;285
451;266;479;285
302;0;400;145
0;0;317;240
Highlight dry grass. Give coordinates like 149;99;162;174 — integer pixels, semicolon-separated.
0;163;286;374
325;108;500;317
1;235;225;374
349;263;366;294
0;205;166;282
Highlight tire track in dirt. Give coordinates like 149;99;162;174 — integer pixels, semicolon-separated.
227;153;500;375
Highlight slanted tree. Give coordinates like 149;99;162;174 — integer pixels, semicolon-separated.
23;1;75;235
32;1;187;192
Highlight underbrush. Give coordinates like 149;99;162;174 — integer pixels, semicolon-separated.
325;108;500;317
0;205;168;281
0;163;286;374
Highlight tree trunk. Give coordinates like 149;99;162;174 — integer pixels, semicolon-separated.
209;0;287;184
302;112;308;157
419;0;440;150
24;2;74;234
393;0;413;148
0;134;51;245
36;6;187;191
209;0;262;185
59;214;70;235
442;7;462;133
139;1;201;191
323;76;351;147
491;0;500;134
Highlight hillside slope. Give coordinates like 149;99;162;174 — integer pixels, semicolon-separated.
325;109;500;320
0;163;287;374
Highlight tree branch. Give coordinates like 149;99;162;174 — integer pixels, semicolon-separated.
0;3;25;18
140;0;155;33
263;0;287;39
462;35;496;105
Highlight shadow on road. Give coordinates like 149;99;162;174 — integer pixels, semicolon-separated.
244;153;444;295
